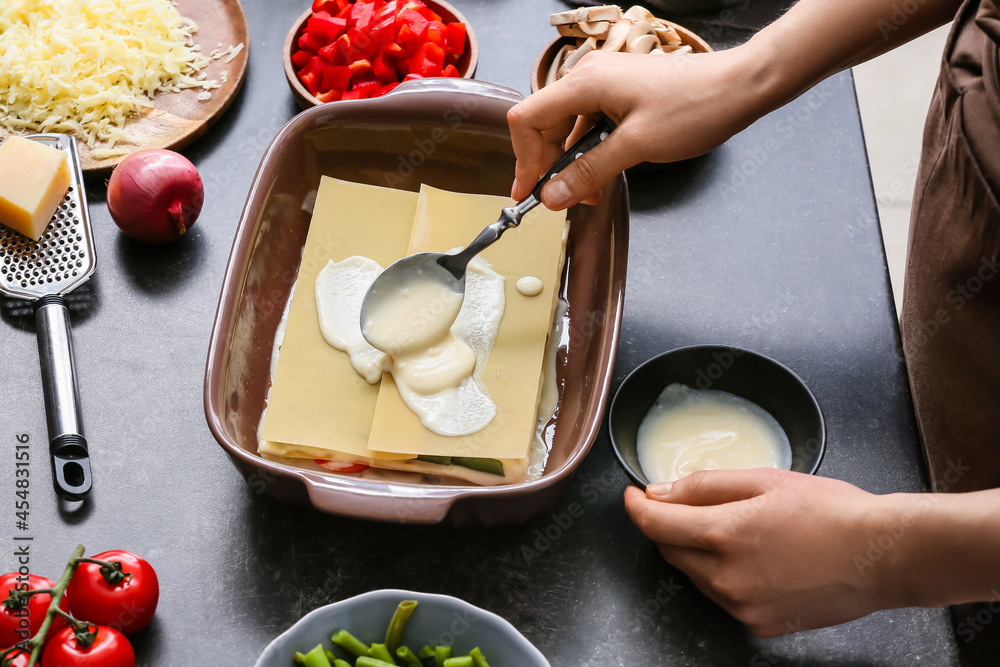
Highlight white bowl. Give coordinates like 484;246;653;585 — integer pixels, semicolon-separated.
254;589;550;666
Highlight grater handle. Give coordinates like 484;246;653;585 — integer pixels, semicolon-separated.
34;295;92;501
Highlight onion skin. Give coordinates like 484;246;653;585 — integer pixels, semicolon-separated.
107;149;204;244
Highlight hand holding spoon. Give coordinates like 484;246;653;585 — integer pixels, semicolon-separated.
360;115;617;353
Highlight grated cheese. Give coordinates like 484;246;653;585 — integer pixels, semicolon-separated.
0;0;237;148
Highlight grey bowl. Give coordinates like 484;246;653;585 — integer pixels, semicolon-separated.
254;589;550;667
609;345;826;489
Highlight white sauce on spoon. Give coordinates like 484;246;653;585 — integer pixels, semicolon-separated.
315;254;505;436
361;275;465;356
637;384;792;483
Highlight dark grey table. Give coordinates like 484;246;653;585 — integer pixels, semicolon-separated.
0;1;960;665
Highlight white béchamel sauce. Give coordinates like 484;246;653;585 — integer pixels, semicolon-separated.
314;256;388;384
516;276;544;297
315;254;505;436
361;273;465;356
637;384;792;483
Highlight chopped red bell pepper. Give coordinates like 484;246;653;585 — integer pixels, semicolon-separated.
445;22;466;55
316;89;343;103
442;63;459;78
426;20;446;46
291;48;313;70
409;41;444;77
400;1;436;20
312;0;349;13
341;89;367;100
314;459;370;473
321;64;352;92
306;14;348;44
297;31;325;54
376;82;401;96
397;8;429;39
372;48;399;83
349;58;374;81
333;32;361;63
353;78;383;97
298;69;321;95
350;0;374;29
395;24;421;56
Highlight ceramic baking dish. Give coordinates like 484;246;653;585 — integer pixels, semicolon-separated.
204;78;628;526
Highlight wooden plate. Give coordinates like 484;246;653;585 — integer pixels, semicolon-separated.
0;0;250;174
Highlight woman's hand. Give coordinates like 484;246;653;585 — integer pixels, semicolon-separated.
507;46;770;210
623;469;906;637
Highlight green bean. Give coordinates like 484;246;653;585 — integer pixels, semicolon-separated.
434;646;451;667
469;647;490;667
384;600;419;653
416;455;452;465
442;658;474;667
451;457;504;476
396;645;422;666
416;455;505;476
418;645;436;660
331;630;371;658
369;643;397;665
333;660;352;667
294;645;333;667
356;658;399;667
324;650;337;664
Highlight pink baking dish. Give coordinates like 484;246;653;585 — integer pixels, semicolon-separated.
204;78;628;526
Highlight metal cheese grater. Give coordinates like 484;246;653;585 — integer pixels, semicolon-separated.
0;133;95;501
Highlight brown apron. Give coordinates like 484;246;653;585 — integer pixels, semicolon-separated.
901;0;1000;495
902;2;1000;660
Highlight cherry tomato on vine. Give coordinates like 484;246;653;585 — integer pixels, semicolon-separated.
65;552;158;636
0;647;36;667
0;572;69;647
41;625;134;667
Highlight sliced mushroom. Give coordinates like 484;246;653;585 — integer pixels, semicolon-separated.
547;44;570;86
550;5;623;26
557;20;612;39
653;22;683;47
559;36;597;77
622;5;656;21
625;20;654;45
626;33;659;54
579;20;612;38
601;18;632;51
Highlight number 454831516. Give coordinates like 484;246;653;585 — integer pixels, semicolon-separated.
15;433;29;526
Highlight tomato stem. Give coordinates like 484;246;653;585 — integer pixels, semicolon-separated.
52;609;97;648
72;557;131;585
25;543;85;667
1;588;55;611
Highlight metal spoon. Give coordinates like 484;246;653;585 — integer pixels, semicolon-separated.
360;115;616;351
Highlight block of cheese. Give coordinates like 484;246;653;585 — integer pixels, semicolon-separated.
258;177;416;462
0;137;70;241
366;184;569;460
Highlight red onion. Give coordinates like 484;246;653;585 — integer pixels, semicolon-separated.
106;148;204;244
